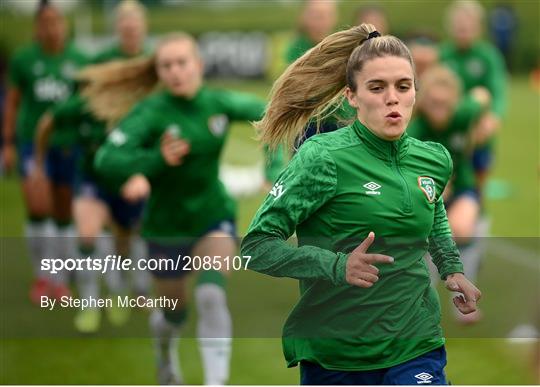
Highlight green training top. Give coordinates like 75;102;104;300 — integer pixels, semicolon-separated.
439;40;507;118
407;95;484;193
8;42;88;147
241;120;464;371
94;86;279;240
284;33;315;64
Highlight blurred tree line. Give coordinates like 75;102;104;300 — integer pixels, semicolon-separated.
0;0;538;74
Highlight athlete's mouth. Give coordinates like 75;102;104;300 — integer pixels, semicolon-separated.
386;112;402;118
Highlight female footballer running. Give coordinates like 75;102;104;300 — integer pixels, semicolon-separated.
242;24;481;385
85;33;282;384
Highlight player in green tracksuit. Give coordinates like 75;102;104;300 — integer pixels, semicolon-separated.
88;33;282;385
407;65;491;325
242;24;481;385
285;0;337;64
91;0;149;65
2;0;87;303
285;0;356;147
440;0;507;191
29;0;151;333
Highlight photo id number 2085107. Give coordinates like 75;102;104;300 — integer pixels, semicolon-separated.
181;255;251;271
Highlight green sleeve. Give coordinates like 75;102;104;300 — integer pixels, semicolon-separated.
428;196;464;280
219;89;286;181
484;46;507;118
428;145;464;279
222;90;266;122
94;105;166;182
241;140;348;285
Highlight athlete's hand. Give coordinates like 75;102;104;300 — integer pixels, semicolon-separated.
345;232;394;288
445;273;482;315
2;143;16;173
121;174;150;203
160;132;190;166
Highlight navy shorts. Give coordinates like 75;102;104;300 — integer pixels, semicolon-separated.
18;142;79;185
147;220;237;279
77;176;144;230
300;346;448;385
472;146;493;173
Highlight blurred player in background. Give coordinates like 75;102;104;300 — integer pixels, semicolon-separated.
408;66;492;324
2;0;87;304
285;0;337;64
406;33;440;78
439;0;507;323
92;0;149;64
243;24;481;385
285;0;355;147
30;0;150;334
354;4;389;35
440;0;507;195
84;33;282;384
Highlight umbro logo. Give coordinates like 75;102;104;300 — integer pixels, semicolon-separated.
269;182;285;199
363;182;381;195
414;372;433;384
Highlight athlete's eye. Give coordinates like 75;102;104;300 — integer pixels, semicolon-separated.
370;86;383;92
398;84;411;91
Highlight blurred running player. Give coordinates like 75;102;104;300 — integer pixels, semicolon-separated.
285;0;338;64
440;0;507;194
408;65;492;324
285;0;354;146
30;0;151;333
85;33;282;384
2;0;87;303
354;4;389;35
407;33;439;78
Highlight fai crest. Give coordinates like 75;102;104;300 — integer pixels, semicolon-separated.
418;176;436;203
208;114;228;137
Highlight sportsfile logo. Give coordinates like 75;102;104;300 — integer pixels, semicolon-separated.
363;181;381;195
269;182;285;199
414;372;433;384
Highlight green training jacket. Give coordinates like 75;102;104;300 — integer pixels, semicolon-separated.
241;119;464;371
95;86;281;240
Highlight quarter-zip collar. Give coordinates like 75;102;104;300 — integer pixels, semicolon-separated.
353;119;409;161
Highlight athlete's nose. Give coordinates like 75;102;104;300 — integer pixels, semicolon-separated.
385;88;399;106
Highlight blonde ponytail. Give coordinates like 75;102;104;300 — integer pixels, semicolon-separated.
78;56;158;125
79;32;201;126
257;23;414;150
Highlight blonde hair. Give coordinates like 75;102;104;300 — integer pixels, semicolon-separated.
446;0;485;27
256;23;414;149
79;33;198;126
115;0;147;21
416;65;462;107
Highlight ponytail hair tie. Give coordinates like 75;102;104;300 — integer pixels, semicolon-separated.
361;30;381;44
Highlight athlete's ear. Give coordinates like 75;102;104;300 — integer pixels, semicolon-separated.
345;87;358;109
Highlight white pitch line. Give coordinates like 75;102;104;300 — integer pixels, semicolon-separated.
486;238;540;271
